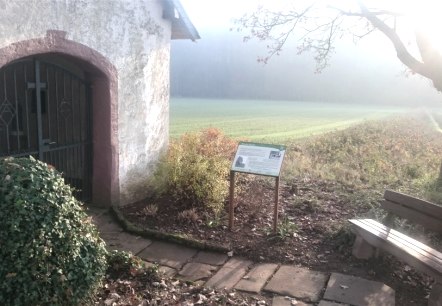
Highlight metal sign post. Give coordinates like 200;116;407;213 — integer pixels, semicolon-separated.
229;142;286;233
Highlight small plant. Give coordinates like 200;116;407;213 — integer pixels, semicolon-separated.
142;204;159;216
178;208;199;224
304;198;322;213
106;250;143;277
292;195;324;214
106;250;160;283
326;224;355;252
424;177;442;204
206;214;222;228
266;216;298;240
147;263;160;274
277;216;298;239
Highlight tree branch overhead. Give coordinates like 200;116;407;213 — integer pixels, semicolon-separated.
235;0;442;92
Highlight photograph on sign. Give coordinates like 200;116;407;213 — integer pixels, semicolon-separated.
231;142;286;177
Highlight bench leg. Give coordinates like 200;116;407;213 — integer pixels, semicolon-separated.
429;282;442;306
352;236;375;259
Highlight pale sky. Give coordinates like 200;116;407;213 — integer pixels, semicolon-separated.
175;0;442;105
180;0;442;51
179;0;257;29
179;0;442;64
178;0;400;57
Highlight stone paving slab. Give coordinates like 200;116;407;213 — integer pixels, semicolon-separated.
137;241;198;269
205;258;252;290
91;211;123;233
223;257;252;269
235;263;278;293
318;301;349;306
87;210;396;306
272;296;312;306
323;273;395;306
100;231;152;255
178;262;217;282
193;251;228;266
264;266;328;302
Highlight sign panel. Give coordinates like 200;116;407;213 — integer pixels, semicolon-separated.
231;142;286;177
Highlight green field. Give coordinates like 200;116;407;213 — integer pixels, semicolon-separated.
170;98;414;142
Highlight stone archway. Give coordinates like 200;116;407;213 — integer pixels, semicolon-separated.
0;30;119;207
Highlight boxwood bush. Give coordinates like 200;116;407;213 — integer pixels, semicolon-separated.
0;157;107;305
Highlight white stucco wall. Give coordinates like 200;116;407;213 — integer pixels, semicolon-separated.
0;0;172;205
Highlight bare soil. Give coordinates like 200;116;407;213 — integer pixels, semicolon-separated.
121;176;435;306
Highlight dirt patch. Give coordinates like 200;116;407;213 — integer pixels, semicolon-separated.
121;176;435;306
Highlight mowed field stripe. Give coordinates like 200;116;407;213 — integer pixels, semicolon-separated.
170;98;412;141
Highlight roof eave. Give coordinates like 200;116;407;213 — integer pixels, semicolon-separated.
163;0;200;41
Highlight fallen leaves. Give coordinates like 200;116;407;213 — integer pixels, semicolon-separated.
95;265;270;306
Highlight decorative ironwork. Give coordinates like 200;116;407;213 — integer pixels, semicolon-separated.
0;98;16;126
0;59;92;201
59;99;72;119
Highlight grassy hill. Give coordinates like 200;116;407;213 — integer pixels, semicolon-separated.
170;98;414;142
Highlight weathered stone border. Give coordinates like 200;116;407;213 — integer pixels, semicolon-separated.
110;207;230;253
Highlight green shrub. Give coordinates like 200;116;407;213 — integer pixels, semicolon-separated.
106;250;145;278
154;128;237;217
0;156;107;305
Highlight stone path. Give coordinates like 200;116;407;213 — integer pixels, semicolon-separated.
89;208;395;306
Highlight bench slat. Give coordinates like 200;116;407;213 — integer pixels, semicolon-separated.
384;190;442;219
363;219;442;262
381;200;442;234
349;219;442;282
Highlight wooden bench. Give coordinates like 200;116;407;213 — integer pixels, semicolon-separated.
349;190;442;306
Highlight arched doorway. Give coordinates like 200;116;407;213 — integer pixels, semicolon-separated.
0;56;93;200
0;31;119;207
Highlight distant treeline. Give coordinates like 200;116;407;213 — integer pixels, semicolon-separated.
170;30;441;106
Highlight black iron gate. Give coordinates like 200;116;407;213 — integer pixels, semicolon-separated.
0;58;92;201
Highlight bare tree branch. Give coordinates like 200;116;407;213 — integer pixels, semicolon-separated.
357;0;442;91
235;0;442;92
357;2;423;72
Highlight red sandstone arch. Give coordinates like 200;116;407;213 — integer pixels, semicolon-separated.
0;30;119;207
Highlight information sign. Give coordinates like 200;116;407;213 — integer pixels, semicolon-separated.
231;142;286;177
229;142;287;232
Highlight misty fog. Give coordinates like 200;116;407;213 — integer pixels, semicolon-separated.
171;28;441;106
